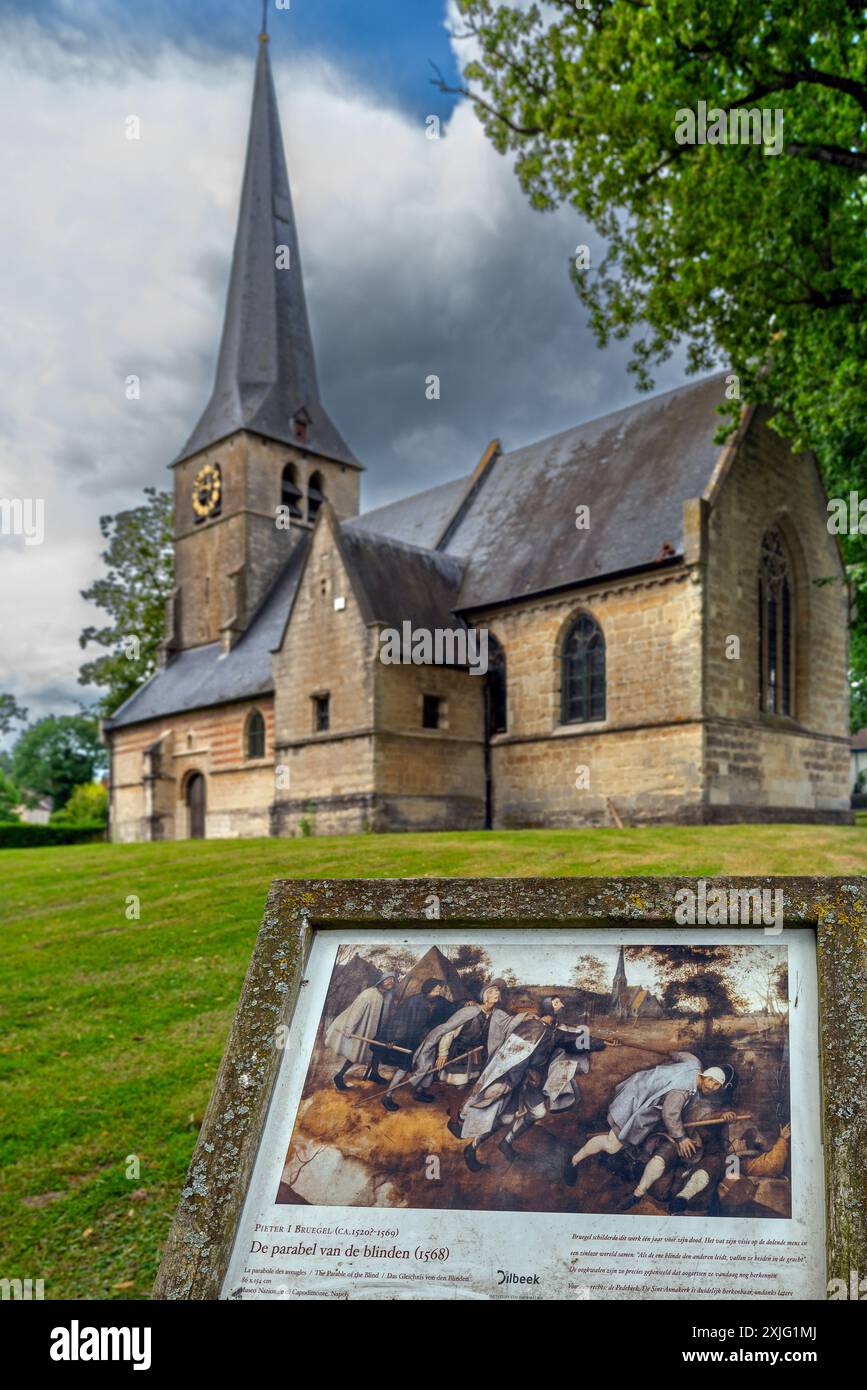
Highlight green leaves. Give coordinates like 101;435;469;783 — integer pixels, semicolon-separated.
78;487;174;717
0;693;28;738
10;716;105;812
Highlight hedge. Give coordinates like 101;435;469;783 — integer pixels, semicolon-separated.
0;822;106;849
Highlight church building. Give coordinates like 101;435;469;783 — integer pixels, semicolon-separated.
103;31;853;840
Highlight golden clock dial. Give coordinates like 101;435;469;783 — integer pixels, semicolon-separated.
192;462;222;518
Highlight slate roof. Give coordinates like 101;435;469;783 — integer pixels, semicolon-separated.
104;536;310;729
444;374;727;610
447;375;722;608
347;475;469;550
175;37;359;469
338;527;466;633
350;375;727;610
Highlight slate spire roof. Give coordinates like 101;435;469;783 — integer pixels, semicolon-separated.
175;33;359;468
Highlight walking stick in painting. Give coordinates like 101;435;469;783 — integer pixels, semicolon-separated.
351;1045;485;1107
342;1033;413;1054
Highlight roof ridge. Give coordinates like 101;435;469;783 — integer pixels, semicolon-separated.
340;521;465;572
350;472;471;525
497;371;729;461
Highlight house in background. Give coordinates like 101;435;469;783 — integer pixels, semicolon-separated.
14;794;53;826
102;31;853;841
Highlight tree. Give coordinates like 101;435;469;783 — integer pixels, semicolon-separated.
364;945;418;977
571;952;607;992
10;716;106;811
50;781;109;827
446;943;494;994
445;1;867;719
79;487;173;716
630;944;748;1037
758;957;789;1015
0;768;21;821
0;693;27;737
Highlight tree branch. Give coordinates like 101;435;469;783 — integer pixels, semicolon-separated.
786;142;867;173
429;63;543;137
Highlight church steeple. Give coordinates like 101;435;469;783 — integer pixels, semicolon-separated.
166;27;361;657
176;31;358;469
611;946;627;1008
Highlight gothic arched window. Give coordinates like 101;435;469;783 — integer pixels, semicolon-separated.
758;526;794;716
485;635;507;735
307;471;326;523
281;464;302;519
561;613;606;724
245;708;266;760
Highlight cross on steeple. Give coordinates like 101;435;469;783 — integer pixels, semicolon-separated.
260;0;269;39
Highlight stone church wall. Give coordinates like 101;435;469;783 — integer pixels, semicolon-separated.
479;566;706;826
109;698;275;841
173;432;360;651
703;410;851;821
271;514;377;835
373;660;486;830
491;722;705;827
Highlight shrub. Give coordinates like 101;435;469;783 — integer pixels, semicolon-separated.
50;781;108;827
0;823;105;849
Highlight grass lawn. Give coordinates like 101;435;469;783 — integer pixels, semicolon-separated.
2;822;864;1300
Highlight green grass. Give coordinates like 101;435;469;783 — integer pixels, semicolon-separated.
1;824;865;1300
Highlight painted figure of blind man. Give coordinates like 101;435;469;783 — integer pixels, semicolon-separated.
564;1050;736;1209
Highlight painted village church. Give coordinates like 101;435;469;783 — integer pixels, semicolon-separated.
104;33;852;840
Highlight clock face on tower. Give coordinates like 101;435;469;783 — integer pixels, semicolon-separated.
192;462;222;520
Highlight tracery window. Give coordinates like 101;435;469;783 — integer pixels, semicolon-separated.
758;526;794;716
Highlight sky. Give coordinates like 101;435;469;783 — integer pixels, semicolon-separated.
0;0;694;733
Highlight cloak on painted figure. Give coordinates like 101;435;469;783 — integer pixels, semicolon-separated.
324;975;397;1066
412;1001;513;1085
459;1017;597;1140
607;1051;702;1147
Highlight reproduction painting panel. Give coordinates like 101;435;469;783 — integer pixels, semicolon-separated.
221;926;825;1301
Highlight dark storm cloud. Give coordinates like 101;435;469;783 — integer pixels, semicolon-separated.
303;145;689;510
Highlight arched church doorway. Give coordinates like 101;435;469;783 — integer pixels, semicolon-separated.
186;772;206;839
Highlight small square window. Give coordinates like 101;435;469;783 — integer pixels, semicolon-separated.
313;694;330;733
422;694;441;730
